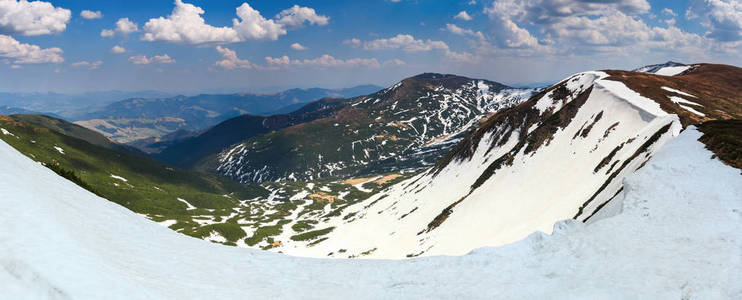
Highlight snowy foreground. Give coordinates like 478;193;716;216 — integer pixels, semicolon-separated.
0;128;740;299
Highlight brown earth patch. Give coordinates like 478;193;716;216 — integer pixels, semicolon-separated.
308;192;337;204
697;120;742;170
342;176;377;185
374;174;402;184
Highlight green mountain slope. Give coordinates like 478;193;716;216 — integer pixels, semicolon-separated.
154;98;353;170
11;114;146;157
0;114;268;242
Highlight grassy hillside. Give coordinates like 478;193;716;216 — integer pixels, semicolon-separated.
0;114;404;247
154;98;352;170
11;114;146;157
0;114;268;241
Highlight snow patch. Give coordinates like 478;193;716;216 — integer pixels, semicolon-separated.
177;198;196;210
661;86;697;98
110;174;128;182
597;80;667;117
653;66;691;76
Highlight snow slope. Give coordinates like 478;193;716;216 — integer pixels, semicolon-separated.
276;71;683;258
1;127;740;299
634;61;691;76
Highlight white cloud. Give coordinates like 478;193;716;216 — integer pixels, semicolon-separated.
0;34;63;64
70;60;103;69
343;38;361;48
142;0;240;44
446;23;472;35
363;34;449;52
290;43;308;50
455;11;473;21
687;0;742;42
383;58;406;66
115;18;138;35
102;18;138;38
80;10;102;20
214;46;252;69
214;47;382;70
0;0;71;36
100;29;114;37
661;8;677;17
110;45;126;54
231;2;285;41
141;0;327;45
264;55;381;69
129;54;175;65
481;0;708;55
275;5;329;28
360;34;476;63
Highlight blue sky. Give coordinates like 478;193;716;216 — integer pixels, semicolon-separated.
0;0;740;93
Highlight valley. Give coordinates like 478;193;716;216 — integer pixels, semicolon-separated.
2;63;740;260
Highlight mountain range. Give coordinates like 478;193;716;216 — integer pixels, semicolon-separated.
0;63;740;297
155;74;537;183
72;85;382;144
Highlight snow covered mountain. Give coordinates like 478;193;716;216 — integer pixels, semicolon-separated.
634;61;691;76
1;122;740;298
214;74;537;183
255;64;742;259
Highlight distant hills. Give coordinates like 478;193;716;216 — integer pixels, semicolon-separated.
72;85;382;143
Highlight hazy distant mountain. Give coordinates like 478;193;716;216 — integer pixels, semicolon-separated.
0;90;177;119
74;85;382;143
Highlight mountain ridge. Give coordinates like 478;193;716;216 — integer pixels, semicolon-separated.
208;73;536;183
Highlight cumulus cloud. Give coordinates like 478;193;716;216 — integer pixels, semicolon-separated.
0;34;63;64
80;10;102;20
343;38;361;48
214;46;252;69
70;60;102;69
661;8;677;17
446;24;470;35
275;5;329;28
231;2;285;41
0;0;71;36
383;58;406;66
110;45;126;54
129;54;175;65
101;18;138;37
360;34;476;62
455;11;473;21
264;54;381;69
481;0;706;55
363;34;449;52
290;43;307;50
142;0;241;44
140;0;327;45
687;0;742;42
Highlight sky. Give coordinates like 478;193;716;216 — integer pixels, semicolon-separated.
0;0;741;93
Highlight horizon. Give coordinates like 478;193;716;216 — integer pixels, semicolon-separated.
1;0;740;94
0;61;712;95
